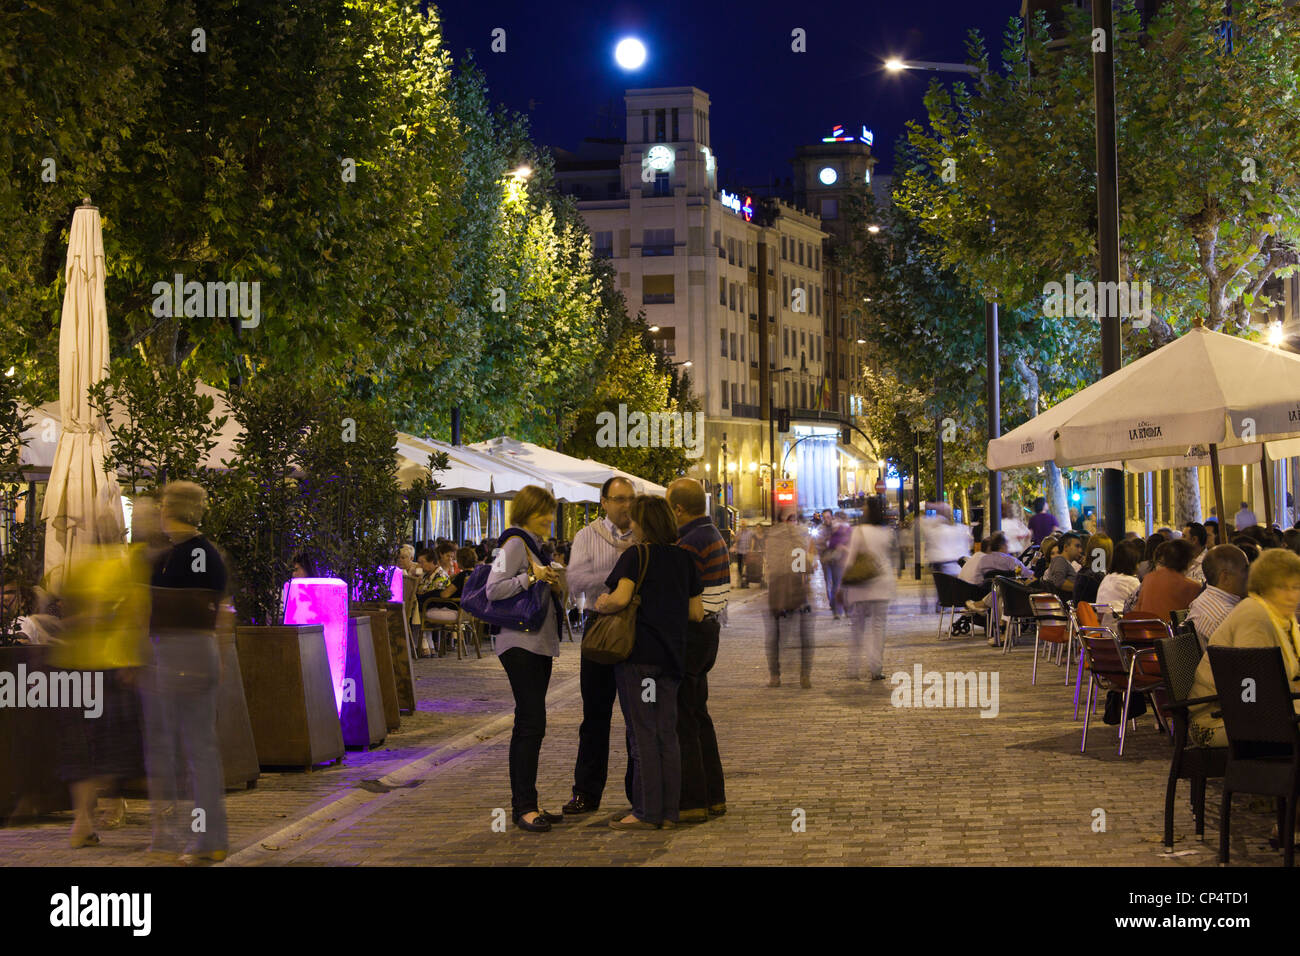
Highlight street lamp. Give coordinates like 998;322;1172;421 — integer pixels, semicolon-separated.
884;55;1001;532
509;164;533;180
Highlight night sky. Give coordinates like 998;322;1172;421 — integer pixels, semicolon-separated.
438;0;1018;187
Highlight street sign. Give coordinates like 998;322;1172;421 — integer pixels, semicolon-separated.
874;478;886;494
775;479;797;509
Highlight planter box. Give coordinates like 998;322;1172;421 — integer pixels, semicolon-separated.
235;624;344;770
341;616;387;749
0;644;68;819
215;624;260;790
351;604;400;731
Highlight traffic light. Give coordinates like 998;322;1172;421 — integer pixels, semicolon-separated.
777;409;790;432
841;426;852;446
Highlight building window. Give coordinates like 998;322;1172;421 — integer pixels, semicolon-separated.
653;172;671;196
799;241;805;266
730;333;737;359
671;107;679;141
719;276;727;305
821;198;838;220
816;286;821;317
593;231;613;259
781;236;788;260
800;330;806;348
643;274;675;304
801;382;808;408
722;380;729;408
768;245;775;275
783;329;790;356
642;228;674;256
784;382;790;406
651;326;676;355
782;276;789;307
729;283;736;311
731;382;739;408
721;328;728;357
727;238;735;264
655;108;667;142
642;110;649;143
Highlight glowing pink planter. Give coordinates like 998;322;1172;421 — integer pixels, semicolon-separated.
282;578;350;713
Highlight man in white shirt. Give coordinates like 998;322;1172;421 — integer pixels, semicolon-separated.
562;477;635;816
1182;521;1208;584
1233;502;1257;531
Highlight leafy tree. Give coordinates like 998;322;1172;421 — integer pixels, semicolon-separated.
0;368;34;642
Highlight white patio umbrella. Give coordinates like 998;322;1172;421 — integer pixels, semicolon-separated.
471;436;661;498
40;200;124;592
988;324;1300;524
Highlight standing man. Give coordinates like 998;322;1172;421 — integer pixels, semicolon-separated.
819;511;851;619
734;521;754;588
1027;497;1058;545
1233;501;1257;532
667;478;730;822
561;476;636;816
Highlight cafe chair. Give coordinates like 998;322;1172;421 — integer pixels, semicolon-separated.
1029;592;1071;684
1077;626;1164;756
932;572;989;640
1153;633;1225;849
1207;646;1300;867
424;600;482;660
994;577;1037;654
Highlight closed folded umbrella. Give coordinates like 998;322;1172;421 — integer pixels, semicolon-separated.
41;201;124;592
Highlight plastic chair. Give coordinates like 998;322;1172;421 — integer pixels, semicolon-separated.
1029;592;1071;684
994;577;1036;653
932;572;990;640
1154;633;1225;849
1207;646;1300;866
1077;626;1164;756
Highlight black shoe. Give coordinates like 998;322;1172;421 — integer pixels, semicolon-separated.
514;812;552;833
563;794;599;815
536;808;563;824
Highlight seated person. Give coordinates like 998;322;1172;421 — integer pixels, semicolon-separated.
416;544;455;597
1031;536;1060;580
424;546;479;622
1128;538;1203;621
957;537;993;585
1072;533;1113;605
1185;544;1248;649
1189;548;1300;748
1042;533;1084;596
962;532;1034;613
1094;538;1143;612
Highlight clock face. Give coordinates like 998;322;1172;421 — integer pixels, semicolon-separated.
819;166;838;185
646;145;674;171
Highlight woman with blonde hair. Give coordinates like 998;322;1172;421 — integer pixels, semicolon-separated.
485;485;566;833
1189;547;1300;748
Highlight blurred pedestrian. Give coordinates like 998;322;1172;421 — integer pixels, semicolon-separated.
763;505;813;688
841;496;896;681
141;481;229;864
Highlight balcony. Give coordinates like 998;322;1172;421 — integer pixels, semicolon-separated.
643;293;675;305
641;244;675;257
731;403;761;419
792;408;848;426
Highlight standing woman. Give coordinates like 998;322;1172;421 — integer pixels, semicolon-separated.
841;496;897;681
486;485;566;833
595;495;703;830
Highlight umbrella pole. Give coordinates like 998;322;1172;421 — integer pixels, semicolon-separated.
1209;443;1227;531
1261;459;1274;528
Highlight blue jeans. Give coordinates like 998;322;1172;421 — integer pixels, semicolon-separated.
615;662;681;826
140;631;227;854
822;559;845;615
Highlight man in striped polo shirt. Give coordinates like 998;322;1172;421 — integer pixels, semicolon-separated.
1186;544;1247;648
562;476;636;816
667;478;730;822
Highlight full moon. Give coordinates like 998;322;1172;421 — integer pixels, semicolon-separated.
614;37;647;70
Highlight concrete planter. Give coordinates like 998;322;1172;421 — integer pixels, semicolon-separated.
351;603;400;731
340;616;387;749
234;624;344;771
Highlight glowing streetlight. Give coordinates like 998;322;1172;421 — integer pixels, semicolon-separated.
884;58;906;72
867;224;881;234
648;325;660;333
614;37;647;71
1268;322;1285;347
509;165;533;180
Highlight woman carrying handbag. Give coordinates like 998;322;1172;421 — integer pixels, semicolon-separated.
593;496;703;830
840;496;897;681
485;485;567;833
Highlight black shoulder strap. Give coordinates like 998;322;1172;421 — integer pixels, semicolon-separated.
500;528;543;563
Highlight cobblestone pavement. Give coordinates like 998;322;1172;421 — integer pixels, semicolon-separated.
0;572;1285;866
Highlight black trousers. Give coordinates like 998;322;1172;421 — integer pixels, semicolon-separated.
499;647;553;818
678;616;725;810
572;654;632;805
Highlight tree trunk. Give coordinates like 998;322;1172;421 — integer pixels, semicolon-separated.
1046;461;1071;532
1172;466;1202;527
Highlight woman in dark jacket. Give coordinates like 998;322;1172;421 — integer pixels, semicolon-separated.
594;495;703;830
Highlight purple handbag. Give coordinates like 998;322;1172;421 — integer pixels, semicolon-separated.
460;531;553;632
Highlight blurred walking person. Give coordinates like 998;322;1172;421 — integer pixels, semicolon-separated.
141;482;230;864
561;477;636;817
594;495;702;829
842;496;897;681
764;506;814;688
667;478;729;822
